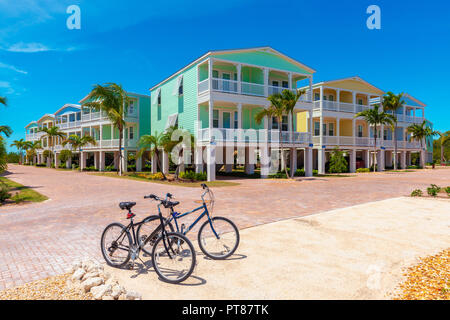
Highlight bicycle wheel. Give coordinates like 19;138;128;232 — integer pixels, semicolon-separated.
198;217;239;260
136;215;174;256
151;232;196;284
101;222;132;268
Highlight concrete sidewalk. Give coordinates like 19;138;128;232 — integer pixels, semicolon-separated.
106;197;450;299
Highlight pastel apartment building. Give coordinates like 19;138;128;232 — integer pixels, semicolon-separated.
25;47;430;180
25;93;150;171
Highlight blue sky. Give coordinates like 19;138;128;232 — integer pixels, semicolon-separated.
1;0;449;151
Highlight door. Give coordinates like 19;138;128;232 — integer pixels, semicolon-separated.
222;112;231;129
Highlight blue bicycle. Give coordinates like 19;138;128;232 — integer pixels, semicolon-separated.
136;184;240;260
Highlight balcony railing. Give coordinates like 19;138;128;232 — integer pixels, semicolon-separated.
312;135;422;149
56;121;81;129
313;101;371;113
197;128;311;144
81;138;139;150
198;78;312;102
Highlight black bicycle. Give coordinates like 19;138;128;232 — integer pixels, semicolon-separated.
136;184;239;260
100;194;196;284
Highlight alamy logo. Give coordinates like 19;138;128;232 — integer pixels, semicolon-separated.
66;5;81;30
366;5;381;30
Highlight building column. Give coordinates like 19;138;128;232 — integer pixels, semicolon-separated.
386;151;393;168
245;146;255;174
304;147;313;177
260;144;270;179
113;151;119;169
224;145;234;173
407;151;412;166
350;149;356;173
99;151;105;171
80;152;87;170
377;149;385;171
136;153;142;172
336;118;340;145
364;149;370;168
151;151;158;173
66;157;72;169
206;144;216;182
195;145;204;173
94;152;99;170
290;148;297;177
121;149;128;173
318;147;325;174
162;150;169;175
55;153;60;168
401;151;407;169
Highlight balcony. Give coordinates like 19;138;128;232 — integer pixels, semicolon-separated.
56;121;81;129
81;138;139;150
313;100;371;114
312;136;422;149
197;128;311;144
198;78;312;102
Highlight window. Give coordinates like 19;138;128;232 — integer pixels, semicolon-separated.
69;113;75;122
323;96;327;100
314;122;320;136
282;81;289;88
212;70;219;78
77;112;81;121
282;115;288;132
329;95;334;101
157;93;161;106
328;123;334;136
128;101;134;115
234;111;238;129
129;126;134;140
213;110;219;128
178;80;183;95
314;93;320;101
272;80;279;87
358;99;363;105
358;125;363;137
271;117;279;130
322;123;326;136
384;129;387;140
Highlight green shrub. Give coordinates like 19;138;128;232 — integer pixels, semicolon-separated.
50;163;55;168
149;172;164;180
410;189;423;197
445;186;450;196
0;183;11;203
179;170;207;181
356;168;371;173
328;147;348;173
407;165;422;169
105;165;115;172
58;164;66;169
58;150;72;163
427;184;440;197
127;164;136;172
83;166;98;172
294;168;305;177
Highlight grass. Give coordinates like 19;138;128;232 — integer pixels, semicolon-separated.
0;177;48;204
89;172;240;188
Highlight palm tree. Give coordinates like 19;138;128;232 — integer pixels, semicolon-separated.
382;92;404;170
10;139;27;164
407;120;439;166
38;126;66;166
280;89;305;177
62;134;97;170
162;125;194;179
255;94;288;177
355;104;395;172
137;132;170;180
437;131;450;164
0;96;12;138
27;140;42;164
82;83;130;176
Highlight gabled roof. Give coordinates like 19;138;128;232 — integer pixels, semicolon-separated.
403;93;426;107
310;76;385;95
54;103;81;116
25;121;37;129
37;113;55;123
149;46;316;91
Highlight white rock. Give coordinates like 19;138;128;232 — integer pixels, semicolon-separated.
110;285;124;299
81;277;104;292
102;295;114;300
71;268;86;281
90;284;112;300
126;291;142;300
82;271;100;281
102;271;111;281
105;277;118;287
118;294;126;300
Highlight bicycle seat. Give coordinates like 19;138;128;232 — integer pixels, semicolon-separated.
119;202;136;210
162;200;180;208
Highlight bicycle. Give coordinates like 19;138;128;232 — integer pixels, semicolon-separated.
100;195;196;284
136;183;239;260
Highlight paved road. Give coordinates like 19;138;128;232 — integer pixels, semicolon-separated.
0;164;449;290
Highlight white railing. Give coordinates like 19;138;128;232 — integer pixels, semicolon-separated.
198;78;312;102
80;138;139;150
314;100;371;113
56;121;81;129
197;128;311;144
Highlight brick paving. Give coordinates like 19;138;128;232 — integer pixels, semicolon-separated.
0;164;449;290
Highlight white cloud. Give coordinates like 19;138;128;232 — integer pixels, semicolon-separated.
0;81;14;94
5;42;51;53
0;62;28;74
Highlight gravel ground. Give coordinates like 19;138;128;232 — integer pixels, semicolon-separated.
0;273;92;300
394;249;450;300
